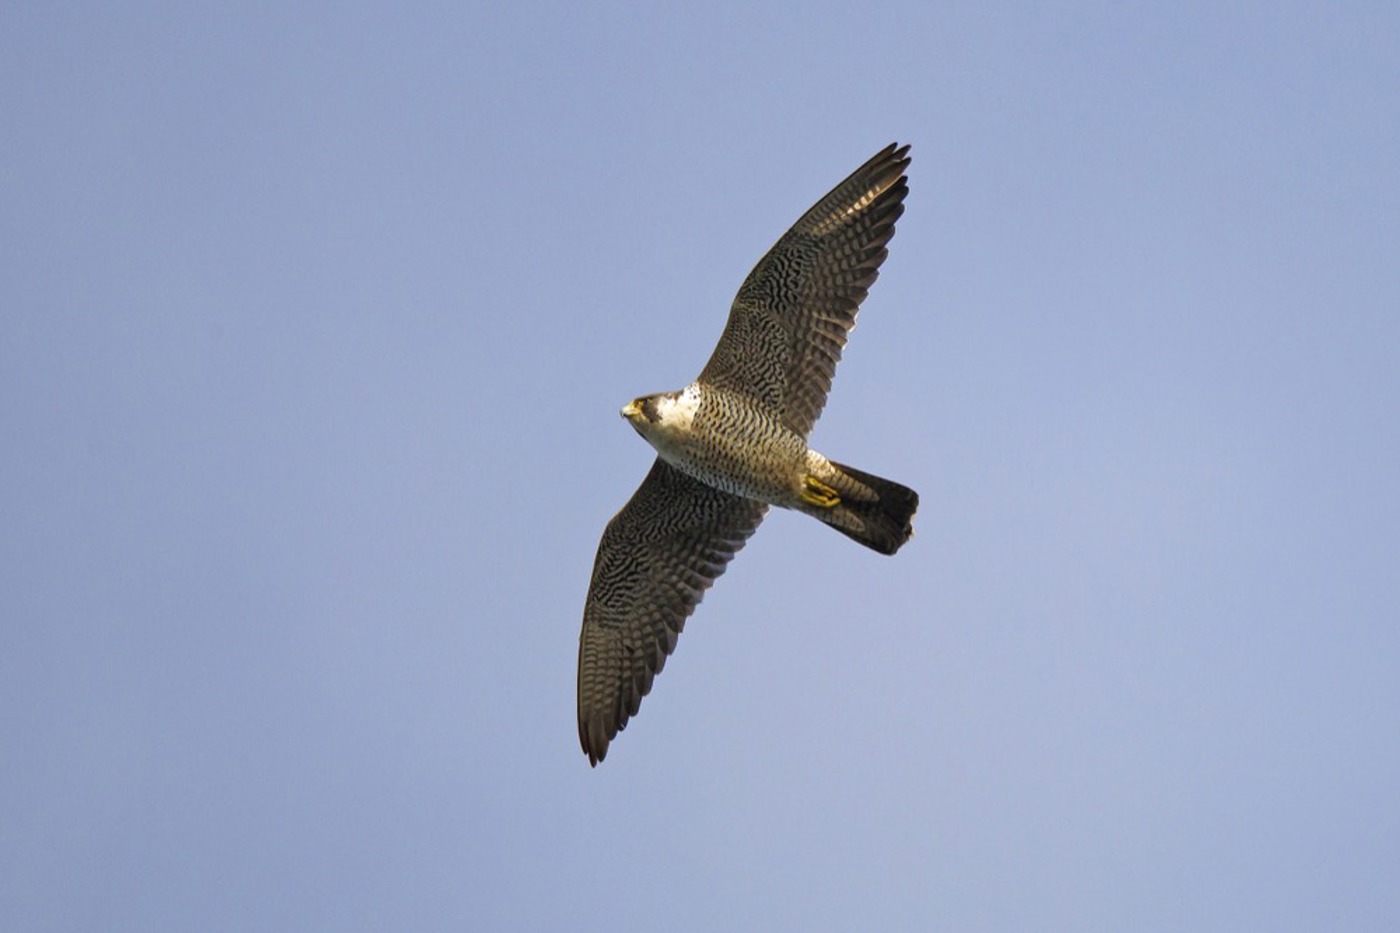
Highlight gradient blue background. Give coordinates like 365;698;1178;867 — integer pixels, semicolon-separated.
4;3;1398;929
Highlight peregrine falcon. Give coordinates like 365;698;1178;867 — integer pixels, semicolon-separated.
577;143;918;765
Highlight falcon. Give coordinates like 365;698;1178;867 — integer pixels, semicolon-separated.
577;143;918;765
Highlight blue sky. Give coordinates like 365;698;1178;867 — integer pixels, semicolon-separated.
4;2;1398;929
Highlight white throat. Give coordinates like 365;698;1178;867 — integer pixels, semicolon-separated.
654;384;702;431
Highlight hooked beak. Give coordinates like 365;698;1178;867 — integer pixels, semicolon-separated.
620;400;642;419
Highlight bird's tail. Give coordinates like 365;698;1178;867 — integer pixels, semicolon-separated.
807;461;918;555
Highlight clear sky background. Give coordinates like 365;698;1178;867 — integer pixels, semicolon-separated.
4;3;1398;930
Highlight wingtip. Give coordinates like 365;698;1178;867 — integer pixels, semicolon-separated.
579;718;609;767
855;143;911;196
881;141;912;165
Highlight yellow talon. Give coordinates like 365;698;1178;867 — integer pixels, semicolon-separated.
800;476;841;509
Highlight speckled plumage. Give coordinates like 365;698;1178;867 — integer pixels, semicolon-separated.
577;144;919;766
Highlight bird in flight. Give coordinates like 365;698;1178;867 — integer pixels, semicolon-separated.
577;143;918;765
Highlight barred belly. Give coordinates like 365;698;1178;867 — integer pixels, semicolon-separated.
658;387;805;504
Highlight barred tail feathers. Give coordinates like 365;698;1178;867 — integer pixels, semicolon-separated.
817;461;918;555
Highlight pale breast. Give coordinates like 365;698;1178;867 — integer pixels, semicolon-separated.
661;385;806;503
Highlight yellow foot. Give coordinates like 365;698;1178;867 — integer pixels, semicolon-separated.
800;475;841;509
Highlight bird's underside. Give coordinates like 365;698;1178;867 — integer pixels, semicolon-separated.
576;143;917;766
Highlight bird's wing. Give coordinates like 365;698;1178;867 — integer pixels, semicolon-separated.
577;458;767;765
697;143;910;437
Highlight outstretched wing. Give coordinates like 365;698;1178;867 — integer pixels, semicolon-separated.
698;143;910;438
577;459;767;765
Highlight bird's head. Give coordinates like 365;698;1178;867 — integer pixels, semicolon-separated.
621;386;700;441
620;394;660;425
